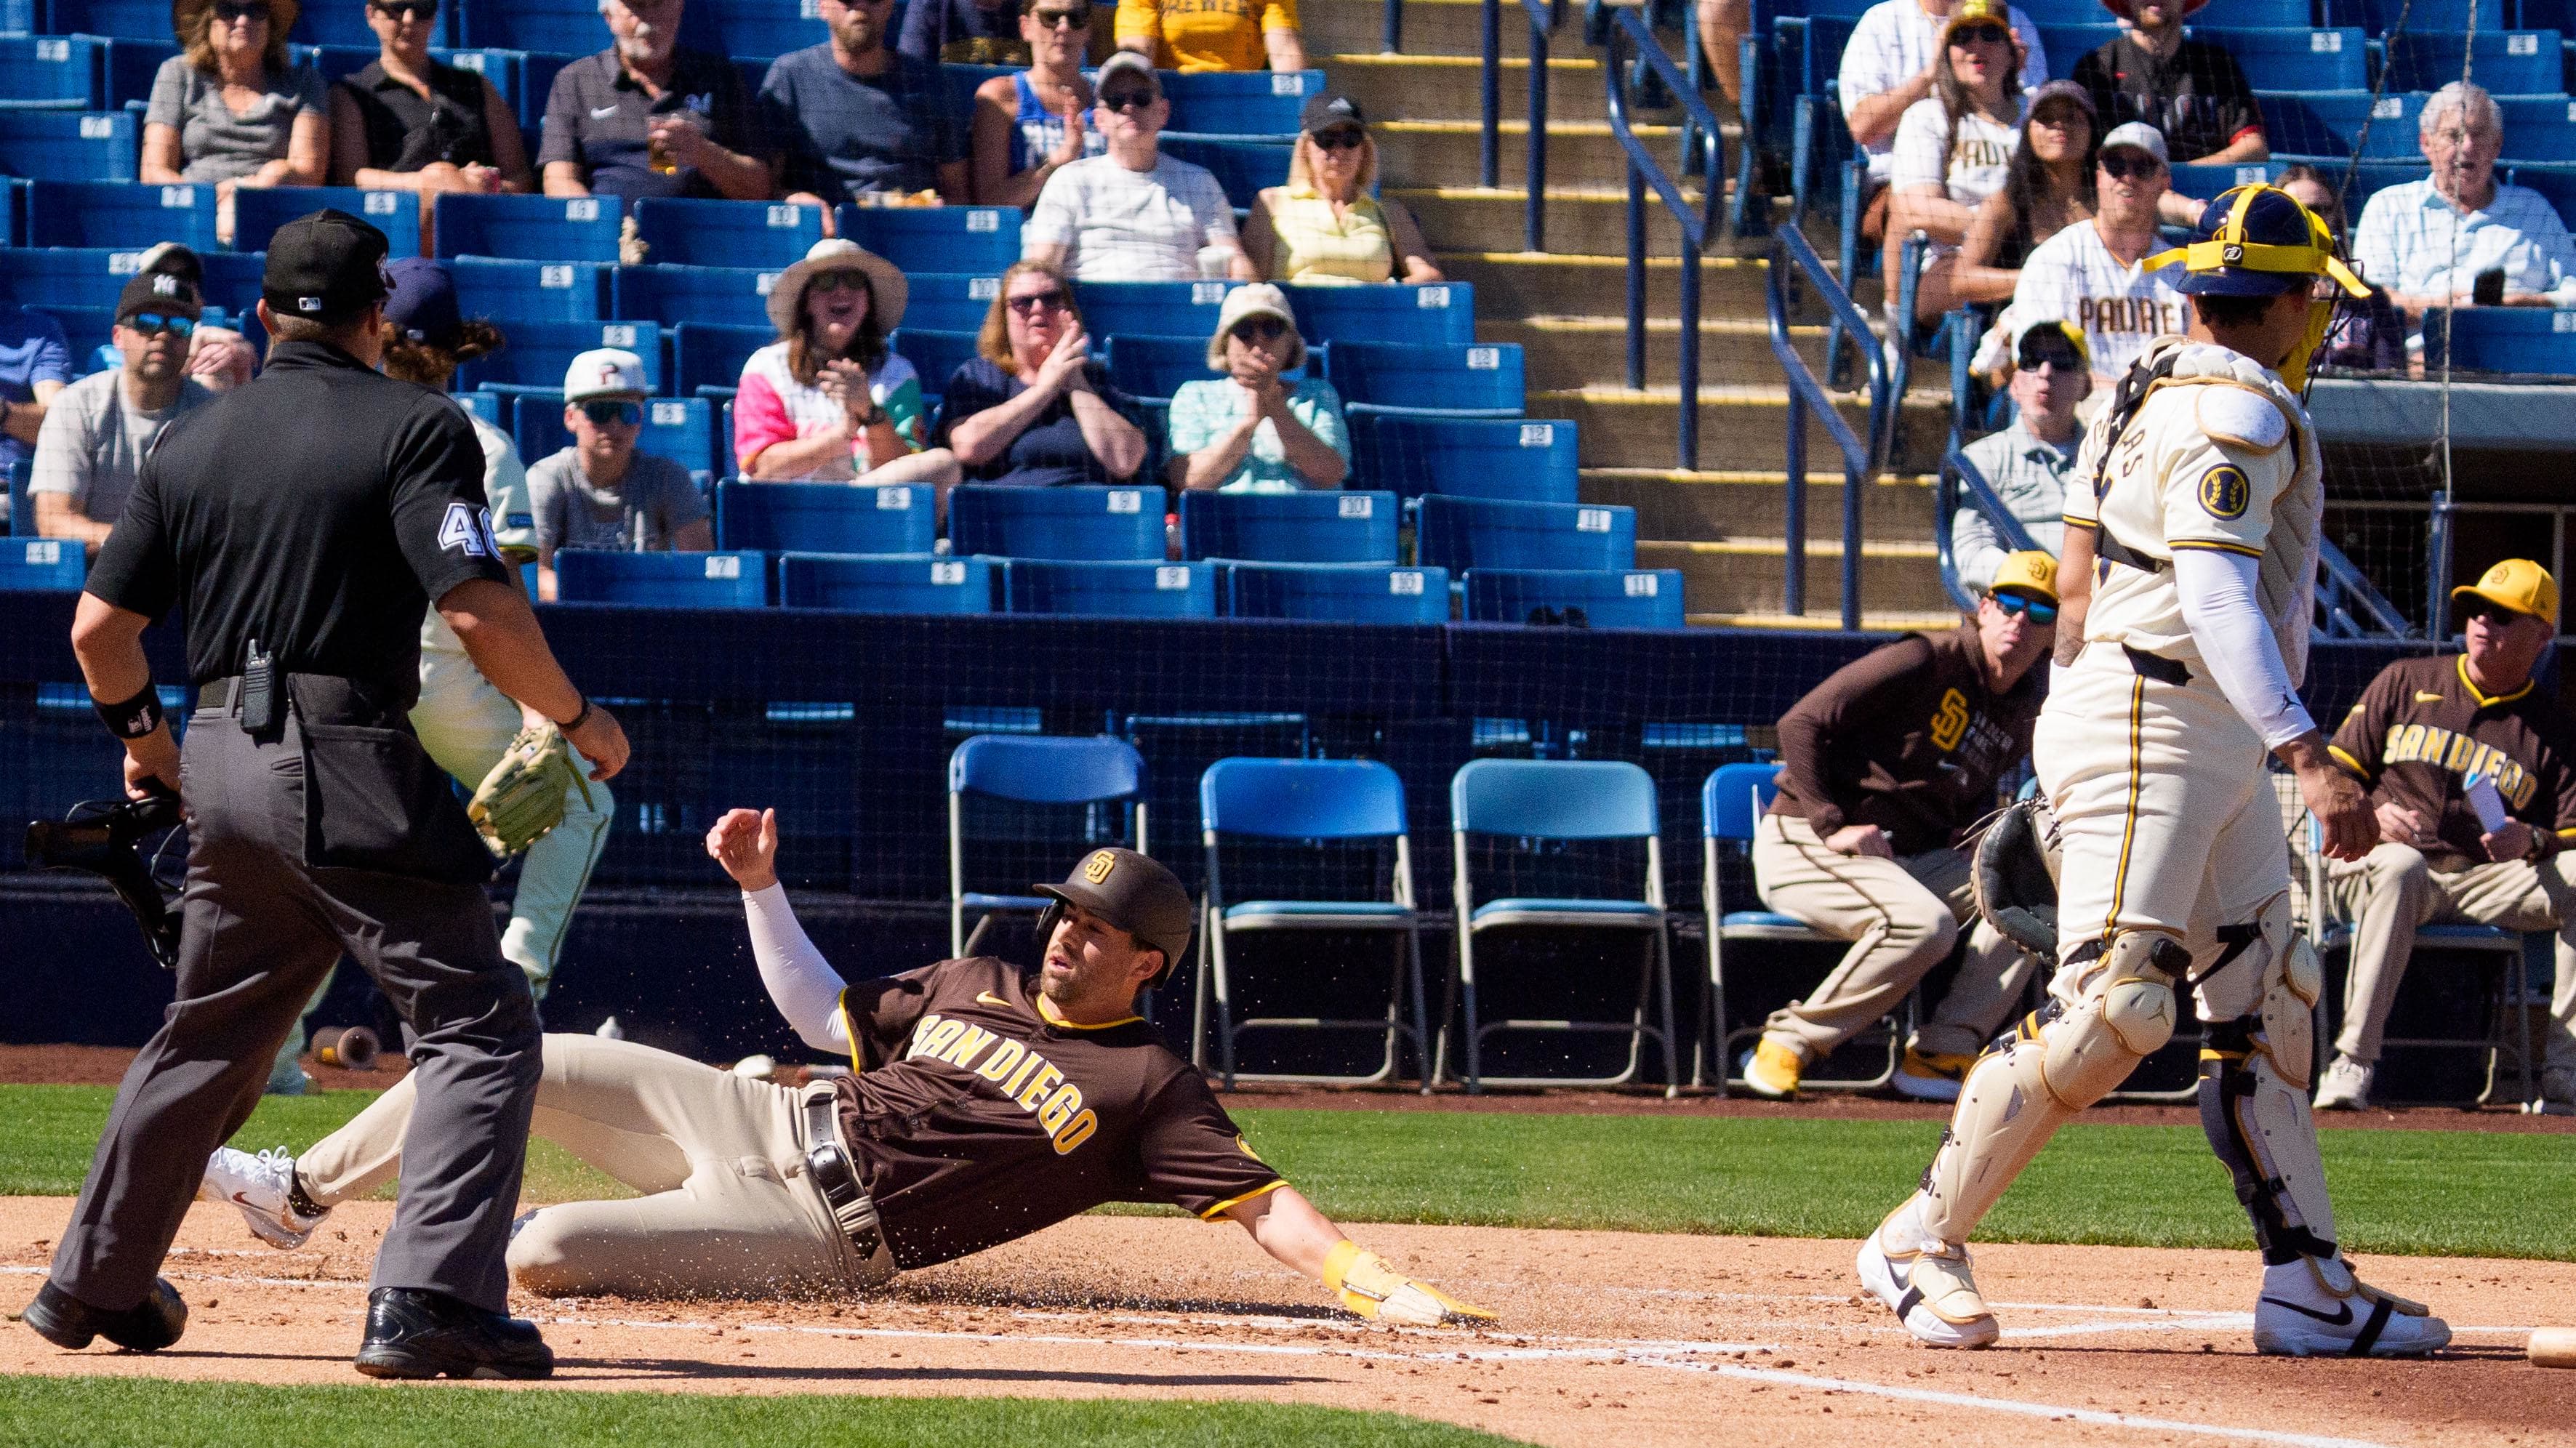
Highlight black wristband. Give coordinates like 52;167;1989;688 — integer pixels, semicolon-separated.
95;685;164;740
558;697;593;733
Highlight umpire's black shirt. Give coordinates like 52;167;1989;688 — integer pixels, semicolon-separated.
86;339;514;696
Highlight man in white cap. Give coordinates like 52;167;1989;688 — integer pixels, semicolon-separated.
1023;52;1253;282
2006;121;2189;390
524;349;711;600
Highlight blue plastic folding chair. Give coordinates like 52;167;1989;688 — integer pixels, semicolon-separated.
25;0;166;40
552;549;766;606
457;0;627;50
713;480;936;553
433;193;623;262
2357;0;2506;34
777;552;993;613
457;319;662;393
515;393;716;480
0;538;85;591
2429;307;2576;373
832;206;1023;275
2260;92;2427;161
2498;97;2576;161
0;247;261;314
1195;757;1431;1089
447;257;609;322
1283;282;1476;347
948;483;1167;560
231;186;420;254
0;36;106;111
1224;562;1448;623
24;181;219;251
1177;488;1398;563
1415;494;1638;571
1442;758;1677;1095
631;198;824;268
1002;559;1218;617
681;0;827;58
1462;567;1686;628
1324;340;1524;419
1697;763;1839;1093
1102;331;1312;401
947;733;1147;955
1347;414;1579;502
0;114;137;183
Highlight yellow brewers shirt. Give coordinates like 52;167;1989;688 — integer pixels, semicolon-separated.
1115;0;1299;71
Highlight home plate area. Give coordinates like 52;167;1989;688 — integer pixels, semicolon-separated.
1;1200;2565;1447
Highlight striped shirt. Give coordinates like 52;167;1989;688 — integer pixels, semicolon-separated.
2351;177;2576;305
1837;0;2047;182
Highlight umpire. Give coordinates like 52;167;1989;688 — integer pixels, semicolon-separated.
24;209;629;1380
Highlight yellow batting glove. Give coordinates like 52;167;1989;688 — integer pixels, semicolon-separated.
1321;1240;1496;1327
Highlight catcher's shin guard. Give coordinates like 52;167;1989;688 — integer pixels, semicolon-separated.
1919;930;2186;1242
2199;904;2338;1264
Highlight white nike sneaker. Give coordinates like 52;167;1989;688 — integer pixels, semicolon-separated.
1855;1197;1999;1348
200;1146;328;1250
2252;1255;2449;1357
2312;1055;2373;1111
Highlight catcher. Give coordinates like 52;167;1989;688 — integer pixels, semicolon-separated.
202;817;1493;1328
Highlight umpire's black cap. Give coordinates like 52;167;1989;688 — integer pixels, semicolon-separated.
1035;848;1193;986
262;209;392;323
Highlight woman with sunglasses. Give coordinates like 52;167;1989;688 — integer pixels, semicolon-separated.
327;0;533;198
939;260;1147;487
1884;0;2023;323
735;240;960;488
968;0;1104;209
1166;283;1348;493
1951;80;2096;316
1243;92;1441;287
143;0;330;207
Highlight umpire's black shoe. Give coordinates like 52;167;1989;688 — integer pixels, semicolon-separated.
355;1287;553;1380
20;1277;187;1352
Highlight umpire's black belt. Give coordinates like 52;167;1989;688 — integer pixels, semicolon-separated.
202;672;419;727
802;1090;888;1261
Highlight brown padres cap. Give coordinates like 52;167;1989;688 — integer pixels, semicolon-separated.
1035;847;1194;985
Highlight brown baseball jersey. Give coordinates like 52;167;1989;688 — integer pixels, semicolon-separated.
1767;622;2045;856
2329;652;2576;869
830;958;1285;1268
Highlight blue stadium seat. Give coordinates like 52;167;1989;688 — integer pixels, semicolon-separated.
777;551;993;612
511;49;581;134
0;36;105;111
1002;558;1218;617
1347;415;1578;502
672;320;771;397
25;305;114;374
25;182;219;251
832;206;1022;275
2357;0;2505;34
513;392;718;480
553;549;766;606
99;36;178;109
0;181;20;249
2508;162;2576;224
896;271;1007;333
231;186;421;255
1283;282;1476;347
455;318;663;392
713;479;936;553
433;193;623;262
459;390;503;425
1324;340;1524;419
0;247;264;315
1072;280;1236;340
611;263;781;329
1157;69;1323;136
0;538;85;591
2035;23;2121;77
948;483;1167;560
1102;331;1313;400
2013;0;2131;20
1224;561;1448;623
1156;134;1294;209
2223;0;2322;23
0;112;137;183
448;257;609;322
2260;91;2428;160
2167;161;2290;201
426;47;523;110
945;732;1146;953
2194;27;2369;92
1177;488;1399;563
631;198;824;268
2385;31;2565;94
2180;158;2427;211
2499;96;2576;160
1698;761;1841;1090
1461;567;1687;628
2428;307;2576;371
682;0;829;60
888;326;982;402
34;0;170;40
290;0;450;45
457;0;619;52
1415;494;1637;571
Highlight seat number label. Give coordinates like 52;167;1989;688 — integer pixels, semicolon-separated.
1338;495;1373;518
705;555;742;579
1576;508;1612;532
1155;566;1191;590
1623;573;1658;597
1389;570;1424;595
1520;423;1554;446
877;486;912;509
931;561;967;584
1107;490;1143;513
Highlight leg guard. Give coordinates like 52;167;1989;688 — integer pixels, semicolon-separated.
1919;930;2186;1243
2197;896;2339;1265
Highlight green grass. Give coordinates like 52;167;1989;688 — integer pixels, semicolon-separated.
0;1376;1528;1448
5;1086;2569;1260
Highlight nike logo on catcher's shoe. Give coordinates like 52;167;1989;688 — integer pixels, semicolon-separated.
2260;1295;2354;1326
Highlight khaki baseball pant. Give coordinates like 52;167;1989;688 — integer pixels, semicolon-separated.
2326;842;2576;1076
1751;813;2036;1061
300;1033;874;1300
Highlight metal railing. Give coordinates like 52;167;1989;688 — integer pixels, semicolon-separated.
1767;222;1890;629
1933;450;2040;611
1482;0;1568;249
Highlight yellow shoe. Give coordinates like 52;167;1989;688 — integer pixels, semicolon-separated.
1894;1047;1976;1103
1738;1038;1803;1099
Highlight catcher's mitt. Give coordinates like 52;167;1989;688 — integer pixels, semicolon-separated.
1970;797;2060;960
468;723;589;858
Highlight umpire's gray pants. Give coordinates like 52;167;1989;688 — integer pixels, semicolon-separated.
49;700;542;1316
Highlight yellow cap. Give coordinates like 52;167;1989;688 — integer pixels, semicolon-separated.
1989;550;2058;605
1942;0;2010;37
2452;558;2559;624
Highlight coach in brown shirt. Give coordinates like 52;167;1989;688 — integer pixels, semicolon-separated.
1744;553;2055;1102
2320;558;2576;1114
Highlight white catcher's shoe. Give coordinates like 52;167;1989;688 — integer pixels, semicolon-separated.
2311;1055;2373;1111
2253;1255;2449;1357
201;1146;328;1250
1856;1197;1999;1348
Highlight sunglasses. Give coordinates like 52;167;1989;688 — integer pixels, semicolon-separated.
1994;592;2058;624
1311;127;1365;152
1029;5;1088;26
1099;89;1156;113
579;399;644;427
1006;288;1069;313
2017;342;2083;371
210;0;270;20
2100;151;2164;180
808;271;872;296
124;312;196;337
1231;317;1288;344
1949;22;2008;44
369;0;438;17
2466;605;2529;628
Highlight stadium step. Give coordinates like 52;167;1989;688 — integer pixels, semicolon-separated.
1533;385;1951;473
1582;467;1938;544
1393;185;1706;260
1375;119;1706;192
1643;536;1952;620
1325;52;1627;126
1495;315;1932;391
1435;250;1776;317
1303;0;1653;58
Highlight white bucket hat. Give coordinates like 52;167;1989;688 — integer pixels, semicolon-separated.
766;238;910;339
1206;282;1305;371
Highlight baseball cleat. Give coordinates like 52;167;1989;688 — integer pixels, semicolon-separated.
1738;1039;1803;1100
201;1146;328;1249
355;1287;554;1380
20;1277;187;1353
2311;1055;2372;1111
1856;1199;1998;1348
2252;1256;2449;1358
1893;1047;1975;1103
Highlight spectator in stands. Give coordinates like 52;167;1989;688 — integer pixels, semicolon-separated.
540;0;775;201
2317;560;2576;1117
327;0;535;197
1115;0;1304;73
27;274;214;557
1742;551;2055;1102
2002;121;2185;388
2068;0;2264;182
2354;81;2576;323
735;240;961;486
1167;283;1348;492
1951;318;2086;592
529;348;713;600
1839;0;2047;252
763;0;969;208
1696;0;1746;111
939;260;1149;487
901;0;1029;65
1885;0;2025;323
1243;93;1443;286
0;307;71;522
185;325;259;392
2277;164;2404;374
1023;54;1254;281
1951;80;2095;312
142;0;330;198
968;0;1105;209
